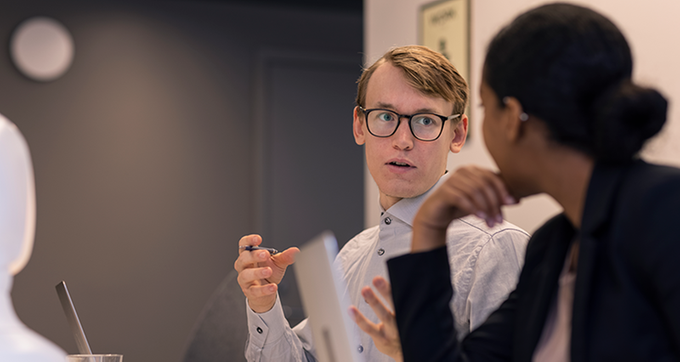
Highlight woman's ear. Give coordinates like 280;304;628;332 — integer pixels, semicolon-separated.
353;107;366;145
449;115;468;153
501;96;526;142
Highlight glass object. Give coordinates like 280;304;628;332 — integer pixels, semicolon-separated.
66;354;123;362
359;107;460;141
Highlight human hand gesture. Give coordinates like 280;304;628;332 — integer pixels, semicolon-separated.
349;276;402;362
234;234;299;313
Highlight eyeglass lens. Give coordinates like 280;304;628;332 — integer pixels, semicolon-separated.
367;110;443;141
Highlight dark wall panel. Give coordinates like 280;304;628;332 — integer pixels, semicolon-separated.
261;56;365;325
0;1;362;361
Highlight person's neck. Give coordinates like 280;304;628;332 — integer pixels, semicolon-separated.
378;172;447;211
538;151;594;229
379;194;403;211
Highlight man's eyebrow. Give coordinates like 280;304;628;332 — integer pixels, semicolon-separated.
372;102;441;114
373;102;397;110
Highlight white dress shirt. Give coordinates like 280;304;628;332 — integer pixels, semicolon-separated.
244;174;529;362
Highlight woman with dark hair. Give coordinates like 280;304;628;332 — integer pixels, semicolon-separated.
357;3;680;361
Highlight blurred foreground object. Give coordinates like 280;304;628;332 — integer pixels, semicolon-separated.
0;113;65;360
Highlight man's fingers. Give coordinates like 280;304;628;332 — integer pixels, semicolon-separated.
236;234;265;271
237;266;273;286
272;247;300;267
350;303;402;362
234;248;270;272
372;276;394;310
348;306;381;337
361;286;394;324
235;235;299;297
238;234;262;251
237;266;277;299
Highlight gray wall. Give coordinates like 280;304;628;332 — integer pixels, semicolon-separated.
1;1;363;361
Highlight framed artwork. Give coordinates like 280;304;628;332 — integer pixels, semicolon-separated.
419;0;471;136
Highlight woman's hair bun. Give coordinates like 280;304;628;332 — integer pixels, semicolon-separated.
592;80;667;163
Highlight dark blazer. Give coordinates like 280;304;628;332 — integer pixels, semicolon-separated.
388;160;680;361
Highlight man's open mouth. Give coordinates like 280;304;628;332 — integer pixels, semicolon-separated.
389;161;412;167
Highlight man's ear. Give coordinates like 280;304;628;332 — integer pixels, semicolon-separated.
501;96;525;142
449;115;468;153
353;106;366;145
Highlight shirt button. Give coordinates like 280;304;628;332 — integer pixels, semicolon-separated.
377;248;385;256
358;345;364;353
384;217;392;225
256;327;263;334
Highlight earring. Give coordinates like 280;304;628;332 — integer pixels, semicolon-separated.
503;97;529;121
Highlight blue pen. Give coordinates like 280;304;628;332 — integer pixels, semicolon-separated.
239;245;279;255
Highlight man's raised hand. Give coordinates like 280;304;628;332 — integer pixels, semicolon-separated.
234;234;299;313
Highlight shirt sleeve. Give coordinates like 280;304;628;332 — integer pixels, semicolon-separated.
244;294;316;362
467;229;527;331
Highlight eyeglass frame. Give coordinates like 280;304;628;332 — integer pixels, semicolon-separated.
358;107;461;142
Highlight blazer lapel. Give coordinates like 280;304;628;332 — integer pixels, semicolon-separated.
571;162;628;361
515;215;574;362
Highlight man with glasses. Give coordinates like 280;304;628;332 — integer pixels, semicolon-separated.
236;45;529;362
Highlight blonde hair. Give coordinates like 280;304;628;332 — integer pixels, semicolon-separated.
356;45;468;115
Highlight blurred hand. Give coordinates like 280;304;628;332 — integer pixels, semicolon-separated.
234;234;299;313
349;276;402;362
412;165;517;253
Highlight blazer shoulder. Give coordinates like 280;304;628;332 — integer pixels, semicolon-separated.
627;161;680;190
621;162;680;210
521;214;574;271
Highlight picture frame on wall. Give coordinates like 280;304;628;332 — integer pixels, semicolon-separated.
419;0;471;138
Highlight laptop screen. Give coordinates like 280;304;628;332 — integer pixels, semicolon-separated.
294;231;364;362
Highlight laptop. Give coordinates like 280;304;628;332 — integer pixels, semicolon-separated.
294;231;364;362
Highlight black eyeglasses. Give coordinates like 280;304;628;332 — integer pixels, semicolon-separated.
359;107;461;141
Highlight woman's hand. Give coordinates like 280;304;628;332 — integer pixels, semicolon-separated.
412;166;517;253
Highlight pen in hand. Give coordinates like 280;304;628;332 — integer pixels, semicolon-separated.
239;245;280;255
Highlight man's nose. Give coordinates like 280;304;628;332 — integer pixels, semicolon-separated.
392;116;414;150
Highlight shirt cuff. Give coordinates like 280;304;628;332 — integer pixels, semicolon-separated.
246;294;290;348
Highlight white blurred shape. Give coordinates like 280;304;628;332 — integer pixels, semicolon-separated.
0;113;65;360
10;17;75;82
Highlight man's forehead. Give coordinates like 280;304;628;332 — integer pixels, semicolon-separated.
365;64;453;114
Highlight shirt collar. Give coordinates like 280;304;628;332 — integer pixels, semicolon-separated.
383;173;450;227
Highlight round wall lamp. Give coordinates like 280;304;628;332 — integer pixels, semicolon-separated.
10;17;75;82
